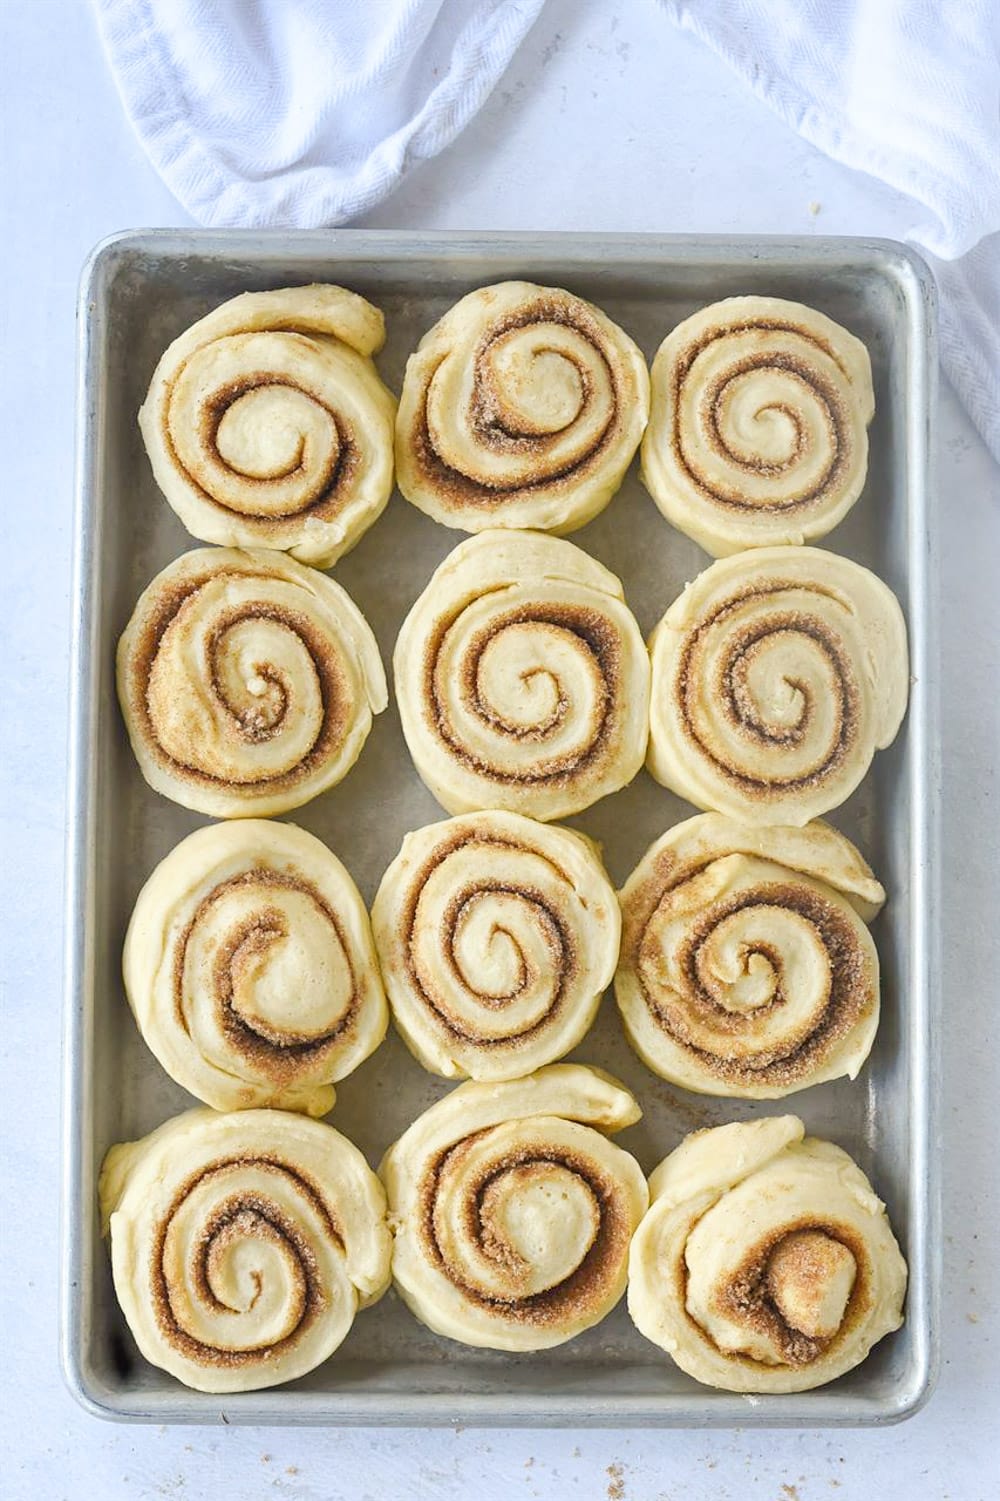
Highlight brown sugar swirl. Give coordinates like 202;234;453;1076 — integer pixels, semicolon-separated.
647;547;908;826
372;812;620;1080
138;285;397;568
379;1065;648;1350
394;531;650;821
395;281;650;534
117;547;387;818
99;1108;391;1393
641;296;875;556
124;821;388;1115
628;1117;907;1393
615;813;885;1098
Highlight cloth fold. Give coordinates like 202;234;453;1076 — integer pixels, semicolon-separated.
92;0;1000;457
93;0;547;227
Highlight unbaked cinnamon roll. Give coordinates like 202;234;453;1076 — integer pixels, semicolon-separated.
647;547;908;825
394;530;650;821
100;1108;391;1393
628;1116;907;1392
395;281;649;533
139;285;396;567
380;1064;648;1350
372;811;619;1080
117;547;387;817
641;297;874;556
615;814;883;1097
124;820;388;1115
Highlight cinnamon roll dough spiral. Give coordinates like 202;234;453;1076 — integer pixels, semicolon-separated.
100;1108;391;1393
628;1116;907;1392
394;531;650;821
117;547;387;818
647;547;908;825
139;285;396;567
395;282;650;534
124;821;388;1116
615;814;883;1097
380;1065;648;1350
641;297;874;556
372;812;619;1080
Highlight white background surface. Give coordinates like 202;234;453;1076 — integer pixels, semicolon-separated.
2;2;997;1498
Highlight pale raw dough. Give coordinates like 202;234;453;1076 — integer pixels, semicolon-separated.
117;547;387;817
394;530;650;821
372;811;620;1080
641;296;874;556
628;1116;907;1392
139;285;396;567
380;1064;648;1351
615;812;883;1097
396;281;650;534
124;820;388;1115
99;1108;391;1393
647;546;908;825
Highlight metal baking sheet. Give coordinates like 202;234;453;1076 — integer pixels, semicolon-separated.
62;230;939;1426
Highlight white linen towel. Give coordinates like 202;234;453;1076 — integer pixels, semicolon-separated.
93;0;1000;457
92;0;546;227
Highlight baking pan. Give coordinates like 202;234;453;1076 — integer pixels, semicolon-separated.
62;230;939;1425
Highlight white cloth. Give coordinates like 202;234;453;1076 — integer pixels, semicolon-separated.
93;0;1000;457
92;0;546;227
